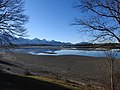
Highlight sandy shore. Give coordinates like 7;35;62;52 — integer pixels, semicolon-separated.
0;52;120;86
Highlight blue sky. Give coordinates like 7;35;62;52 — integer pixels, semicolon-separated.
24;0;83;43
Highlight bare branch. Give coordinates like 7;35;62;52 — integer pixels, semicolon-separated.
0;0;28;47
73;0;120;43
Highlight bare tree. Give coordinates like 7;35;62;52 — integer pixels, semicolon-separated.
97;50;120;90
0;0;28;47
73;0;120;43
72;0;120;90
104;50;117;90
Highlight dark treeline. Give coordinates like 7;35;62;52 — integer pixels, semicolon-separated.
72;43;120;49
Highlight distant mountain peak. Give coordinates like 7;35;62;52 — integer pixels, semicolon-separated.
12;38;72;46
32;38;40;40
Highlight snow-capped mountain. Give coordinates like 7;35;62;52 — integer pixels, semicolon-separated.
11;37;72;46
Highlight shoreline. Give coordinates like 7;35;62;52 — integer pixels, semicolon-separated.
0;52;120;88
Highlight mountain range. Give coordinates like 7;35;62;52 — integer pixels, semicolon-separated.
11;37;72;46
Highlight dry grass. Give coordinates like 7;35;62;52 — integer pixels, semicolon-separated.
23;75;105;90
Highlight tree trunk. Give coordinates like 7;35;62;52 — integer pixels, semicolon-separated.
110;59;114;90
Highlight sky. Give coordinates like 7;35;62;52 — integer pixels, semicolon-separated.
24;0;83;43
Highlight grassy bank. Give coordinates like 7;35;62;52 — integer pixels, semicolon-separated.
25;75;105;90
0;71;72;90
0;70;104;90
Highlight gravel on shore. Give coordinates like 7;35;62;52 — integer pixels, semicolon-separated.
0;52;120;86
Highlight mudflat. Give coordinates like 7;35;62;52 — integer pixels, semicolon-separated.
0;52;120;86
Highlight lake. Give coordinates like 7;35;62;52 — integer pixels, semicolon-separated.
7;46;120;58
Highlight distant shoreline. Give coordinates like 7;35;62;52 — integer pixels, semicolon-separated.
1;46;119;58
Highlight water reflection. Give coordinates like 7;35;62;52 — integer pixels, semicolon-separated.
2;47;120;58
11;47;60;55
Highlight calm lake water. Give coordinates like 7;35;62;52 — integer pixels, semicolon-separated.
8;47;120;58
